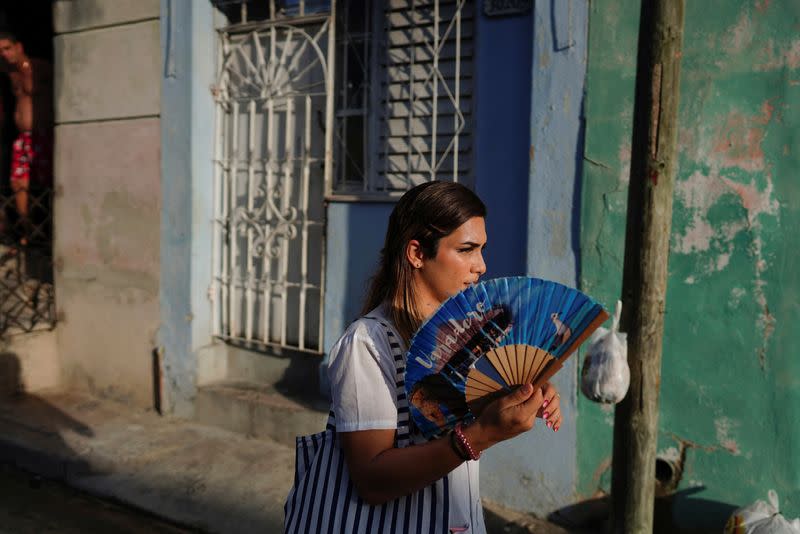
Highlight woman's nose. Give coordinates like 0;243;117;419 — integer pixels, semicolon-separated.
474;253;486;275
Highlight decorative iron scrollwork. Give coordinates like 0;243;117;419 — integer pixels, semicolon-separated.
0;188;56;337
232;203;298;259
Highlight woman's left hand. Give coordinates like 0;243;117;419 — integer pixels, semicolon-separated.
537;382;562;432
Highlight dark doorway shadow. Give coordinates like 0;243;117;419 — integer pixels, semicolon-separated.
0;1;56;334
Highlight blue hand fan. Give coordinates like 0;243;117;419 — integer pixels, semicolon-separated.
405;276;609;439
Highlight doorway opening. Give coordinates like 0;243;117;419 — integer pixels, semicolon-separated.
0;1;56;336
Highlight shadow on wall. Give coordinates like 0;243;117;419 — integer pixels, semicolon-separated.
0;351;96;478
272;348;329;411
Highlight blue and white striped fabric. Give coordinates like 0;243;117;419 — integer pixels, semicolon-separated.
284;318;451;534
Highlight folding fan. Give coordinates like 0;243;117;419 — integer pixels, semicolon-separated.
405;276;609;439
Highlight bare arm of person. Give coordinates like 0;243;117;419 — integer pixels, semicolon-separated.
340;383;554;505
20;64;33;95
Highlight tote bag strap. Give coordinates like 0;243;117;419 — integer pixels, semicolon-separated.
327;316;412;448
373;317;412;447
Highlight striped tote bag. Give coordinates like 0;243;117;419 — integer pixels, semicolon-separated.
284;319;451;534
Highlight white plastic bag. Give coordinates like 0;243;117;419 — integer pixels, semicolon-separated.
580;300;629;404
724;490;800;534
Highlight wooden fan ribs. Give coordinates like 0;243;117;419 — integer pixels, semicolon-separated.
482;350;504;385
465;369;502;392
465;343;560;414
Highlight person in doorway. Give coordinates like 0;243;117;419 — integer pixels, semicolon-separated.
323;181;564;533
0;30;53;248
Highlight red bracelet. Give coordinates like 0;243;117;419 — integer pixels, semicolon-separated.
453;422;480;461
449;431;470;461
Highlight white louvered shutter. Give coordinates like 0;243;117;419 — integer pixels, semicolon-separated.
372;0;474;193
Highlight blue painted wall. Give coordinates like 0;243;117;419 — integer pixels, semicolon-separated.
160;0;216;416
322;201;393;355
473;7;532;281
478;0;588;515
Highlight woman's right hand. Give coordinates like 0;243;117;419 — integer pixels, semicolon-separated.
464;383;544;453
339;384;544;504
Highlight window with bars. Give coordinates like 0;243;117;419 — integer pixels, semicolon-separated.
209;0;475;353
331;0;475;198
214;0;475;196
211;0;333;353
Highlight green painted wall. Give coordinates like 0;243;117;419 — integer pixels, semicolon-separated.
578;0;800;524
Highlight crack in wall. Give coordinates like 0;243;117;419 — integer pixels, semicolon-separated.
656;428;745;495
584;142;631;287
721;177;777;369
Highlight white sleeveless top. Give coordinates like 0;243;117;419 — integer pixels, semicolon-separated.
327;305;487;534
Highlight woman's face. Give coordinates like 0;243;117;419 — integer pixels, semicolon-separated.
414;216;487;314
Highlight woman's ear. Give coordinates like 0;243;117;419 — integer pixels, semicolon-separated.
406;239;424;269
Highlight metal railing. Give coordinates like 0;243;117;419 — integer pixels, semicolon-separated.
331;0;474;198
0;187;56;337
211;5;334;354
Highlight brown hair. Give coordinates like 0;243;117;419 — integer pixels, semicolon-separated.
0;32;19;44
362;181;486;342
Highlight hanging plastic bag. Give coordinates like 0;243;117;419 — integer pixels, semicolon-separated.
724;490;800;534
580;300;629;403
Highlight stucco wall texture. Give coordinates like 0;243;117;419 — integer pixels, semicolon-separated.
53;1;161;406
578;0;800;522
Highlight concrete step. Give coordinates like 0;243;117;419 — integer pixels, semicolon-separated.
194;381;329;448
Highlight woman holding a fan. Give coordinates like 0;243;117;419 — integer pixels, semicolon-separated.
286;181;563;534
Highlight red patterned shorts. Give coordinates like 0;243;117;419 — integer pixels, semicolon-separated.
10;131;53;189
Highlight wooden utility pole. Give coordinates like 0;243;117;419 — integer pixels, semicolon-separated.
610;2;685;533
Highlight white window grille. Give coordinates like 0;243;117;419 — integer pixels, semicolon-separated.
330;0;475;198
211;2;335;353
209;0;474;353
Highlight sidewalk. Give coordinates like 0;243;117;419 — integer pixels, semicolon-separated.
0;389;586;534
0;390;294;533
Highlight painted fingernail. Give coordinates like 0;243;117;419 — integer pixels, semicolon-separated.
555;426;560;432
542;399;550;409
543;412;550;419
546;420;552;428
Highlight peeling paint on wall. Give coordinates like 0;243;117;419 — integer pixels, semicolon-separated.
723;12;754;57
711;101;773;172
714;417;741;456
673;100;781;366
579;0;800;519
658;446;681;464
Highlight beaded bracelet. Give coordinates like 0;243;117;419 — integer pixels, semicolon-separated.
453;422;480;461
449;430;470;461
